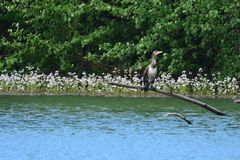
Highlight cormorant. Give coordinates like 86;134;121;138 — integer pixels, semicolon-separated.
142;50;162;90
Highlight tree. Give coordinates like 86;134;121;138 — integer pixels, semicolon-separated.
0;0;239;78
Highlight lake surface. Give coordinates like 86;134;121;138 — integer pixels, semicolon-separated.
0;96;240;160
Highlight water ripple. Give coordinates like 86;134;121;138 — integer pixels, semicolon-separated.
0;96;240;160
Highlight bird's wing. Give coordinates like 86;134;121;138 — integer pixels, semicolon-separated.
143;65;149;77
142;65;149;86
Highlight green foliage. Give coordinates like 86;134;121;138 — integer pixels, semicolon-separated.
0;0;239;77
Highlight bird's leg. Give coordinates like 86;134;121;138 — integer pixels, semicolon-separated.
144;81;150;91
143;81;150;91
149;83;153;89
142;77;150;91
149;79;155;89
143;85;149;91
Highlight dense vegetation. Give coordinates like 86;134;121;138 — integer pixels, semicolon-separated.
0;67;239;97
0;0;239;78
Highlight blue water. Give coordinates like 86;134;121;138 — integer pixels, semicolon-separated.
0;96;240;160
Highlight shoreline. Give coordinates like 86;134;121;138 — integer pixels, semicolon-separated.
1;69;239;99
0;91;237;99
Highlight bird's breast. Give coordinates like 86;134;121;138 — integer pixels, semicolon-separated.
148;66;157;77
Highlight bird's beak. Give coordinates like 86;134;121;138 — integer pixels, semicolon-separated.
155;51;162;56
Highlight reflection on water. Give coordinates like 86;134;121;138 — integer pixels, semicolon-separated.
0;96;240;160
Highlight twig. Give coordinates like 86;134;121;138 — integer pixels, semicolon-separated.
109;82;226;116
165;113;192;124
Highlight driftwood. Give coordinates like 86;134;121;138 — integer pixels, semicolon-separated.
165;113;192;124
110;82;226;116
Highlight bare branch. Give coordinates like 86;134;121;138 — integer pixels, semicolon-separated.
165;113;192;124
109;82;226;116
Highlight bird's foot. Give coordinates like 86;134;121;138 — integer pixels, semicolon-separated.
143;86;149;91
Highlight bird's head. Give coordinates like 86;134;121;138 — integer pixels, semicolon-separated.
152;50;163;58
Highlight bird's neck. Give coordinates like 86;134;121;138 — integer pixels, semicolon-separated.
150;57;157;68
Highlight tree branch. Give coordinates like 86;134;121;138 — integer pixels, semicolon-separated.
234;99;240;104
165;113;192;124
109;82;226;116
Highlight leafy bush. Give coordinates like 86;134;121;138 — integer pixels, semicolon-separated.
0;0;239;78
